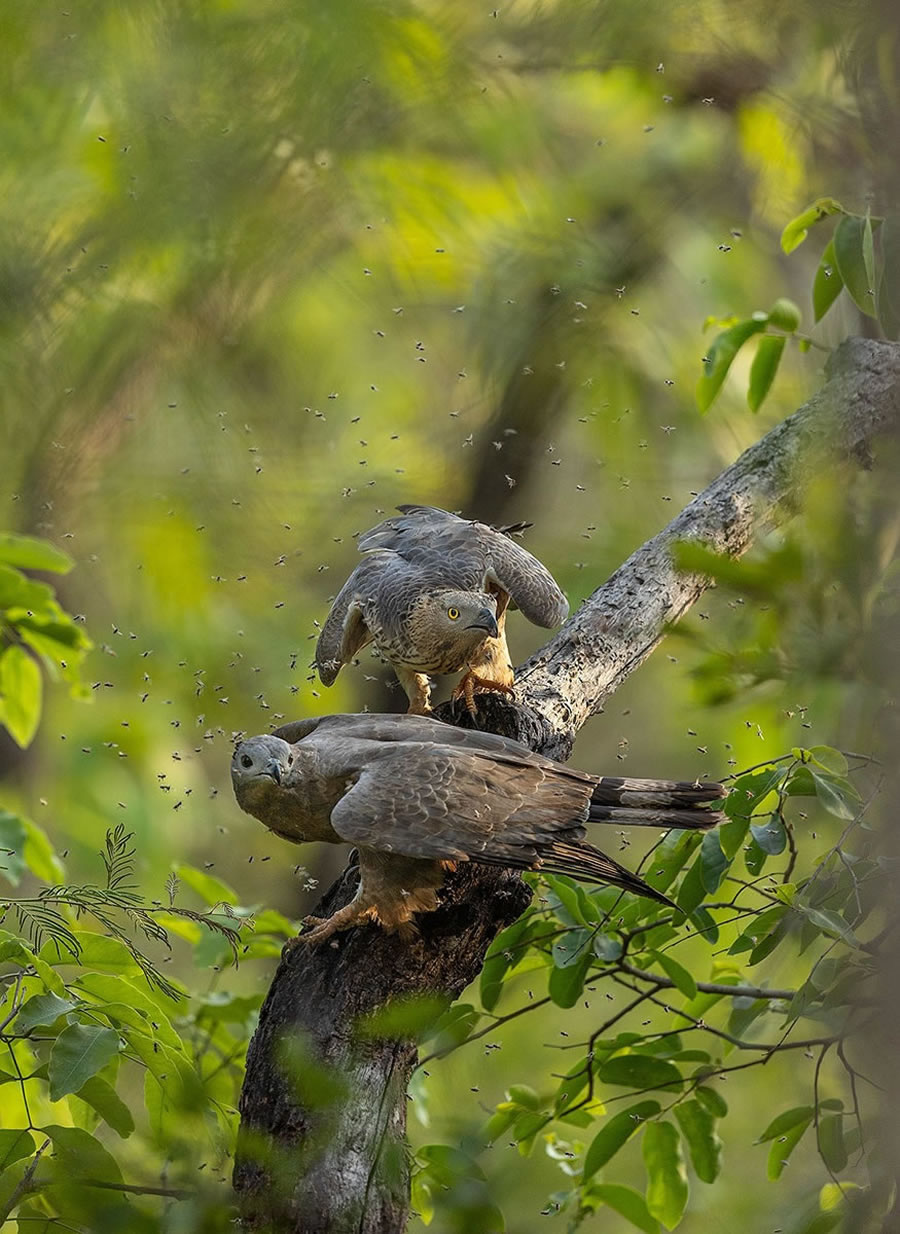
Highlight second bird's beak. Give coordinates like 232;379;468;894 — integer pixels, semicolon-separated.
467;607;499;638
265;758;283;785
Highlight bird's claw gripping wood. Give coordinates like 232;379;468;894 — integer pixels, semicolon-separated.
452;671;516;716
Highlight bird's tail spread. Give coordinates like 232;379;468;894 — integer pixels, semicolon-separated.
589;776;727;830
535;840;676;907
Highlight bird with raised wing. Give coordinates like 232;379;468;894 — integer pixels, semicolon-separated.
315;505;568;714
231;712;727;945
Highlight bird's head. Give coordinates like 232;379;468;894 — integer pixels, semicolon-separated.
231;735;293;804
418;589;499;646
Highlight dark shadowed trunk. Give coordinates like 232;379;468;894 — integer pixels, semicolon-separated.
233;339;900;1233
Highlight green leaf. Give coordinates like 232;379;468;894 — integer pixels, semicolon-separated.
21;815;65;882
599;1055;683;1092
723;764;787;826
750;815;787;854
809;768;859;820
645;831;701;895
585;1183;661;1234
699;830;728;893
833;215;877;316
812;238;845;322
40;1124;122;1183
552;928;592;969
548;952;591;1008
593;933;624;961
75;1075;135;1138
0;932;67;996
876;215;900;338
0;565;54;613
729;906;786;956
44;931;140;976
767;298;801;331
673;1099;722;1183
0;1128;35;1172
174;862;239;907
0;645;43;748
48;1023;120;1100
14;991;77;1033
758;1104;814;1142
480;916;534;1011
767;1112;813;1180
583;1101;661;1180
0;809;27;885
818;1114;846;1173
650;952;697;1001
780;198;844;253
359;994;449;1040
0;533;74;574
697;318;767;413
694;1086;728;1119
75;973;183;1046
675;857;706;917
863;214;875;290
643;1121;688;1230
807;746;848;776
797;906;859;948
545;875;587;926
747;334;785;413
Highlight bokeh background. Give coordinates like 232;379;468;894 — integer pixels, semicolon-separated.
2;1;897;1229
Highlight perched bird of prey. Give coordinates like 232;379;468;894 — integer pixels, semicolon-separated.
231;713;727;945
315;505;568;714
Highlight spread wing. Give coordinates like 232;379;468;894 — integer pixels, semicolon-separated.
328;744;667;900
356;505;568;628
315;561;379;685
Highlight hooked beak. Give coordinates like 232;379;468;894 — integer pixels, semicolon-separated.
467;607;499;638
264;758;283;785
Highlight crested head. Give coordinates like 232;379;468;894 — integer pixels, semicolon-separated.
231;735;293;801
402;588;499;672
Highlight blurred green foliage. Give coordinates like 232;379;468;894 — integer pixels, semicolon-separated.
1;0;898;1230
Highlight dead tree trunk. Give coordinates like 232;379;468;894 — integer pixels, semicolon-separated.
233;338;900;1233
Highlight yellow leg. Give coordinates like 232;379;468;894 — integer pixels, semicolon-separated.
396;667;432;715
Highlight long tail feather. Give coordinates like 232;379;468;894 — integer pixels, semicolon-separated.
589;776;726;831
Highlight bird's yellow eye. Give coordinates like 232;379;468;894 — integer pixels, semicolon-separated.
447;607;459;620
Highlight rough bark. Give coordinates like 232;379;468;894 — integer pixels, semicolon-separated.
233;337;900;1233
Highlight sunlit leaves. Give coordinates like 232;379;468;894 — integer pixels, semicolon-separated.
0;645;42;747
75;1075;135;1138
696;317;766;412
582;1101;661;1180
696;294;800;415
673;1100;722;1183
13;991;77;1033
650;952;697;1000
747;334;786;411
598;1056;683;1092
758;1106;815;1180
583;1182;660;1234
48;1023;120;1100
0;533;92;748
780;198;844;253
832;215;877;317
643;1121;688;1229
813;239;844;322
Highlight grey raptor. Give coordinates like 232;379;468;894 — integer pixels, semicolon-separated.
315;505;569;714
231;713;727;944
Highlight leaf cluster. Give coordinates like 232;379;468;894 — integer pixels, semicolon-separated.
696;200;900;414
0;535;92;749
409;747;885;1232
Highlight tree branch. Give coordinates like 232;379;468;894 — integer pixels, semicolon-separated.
515;337;900;758
233;337;900;1233
618;963;794;1001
